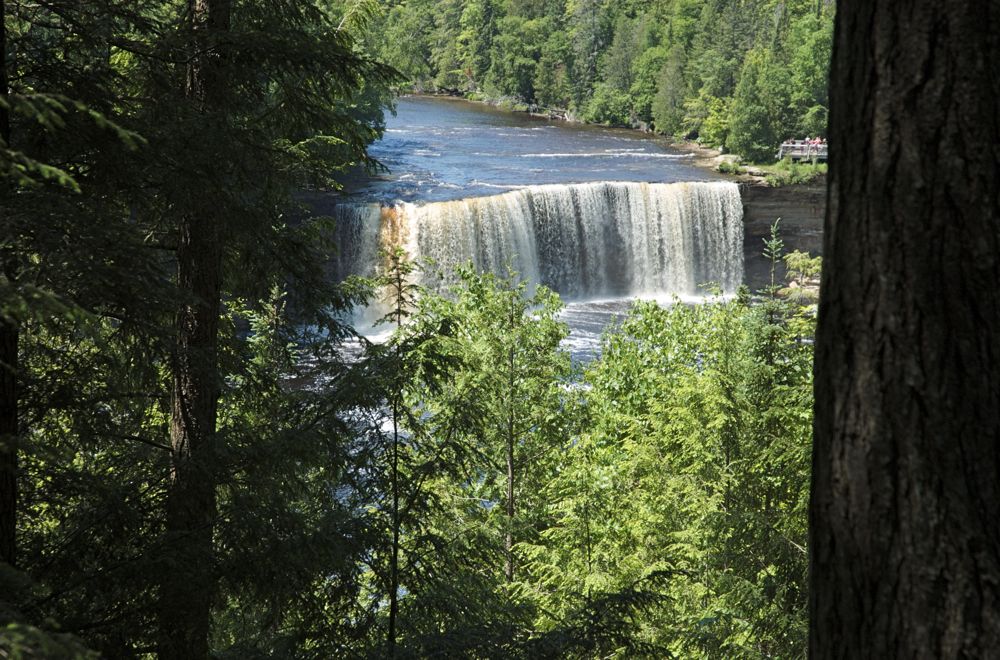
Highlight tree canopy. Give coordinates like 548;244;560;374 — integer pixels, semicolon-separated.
375;0;835;160
1;0;829;656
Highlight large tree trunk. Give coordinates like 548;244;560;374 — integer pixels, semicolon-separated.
158;1;229;657
0;0;19;571
810;2;1000;657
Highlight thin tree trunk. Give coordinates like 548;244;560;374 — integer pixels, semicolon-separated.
810;2;1000;657
0;0;20;571
504;296;515;583
505;419;514;582
161;211;222;660
387;261;405;655
159;1;229;657
388;404;399;656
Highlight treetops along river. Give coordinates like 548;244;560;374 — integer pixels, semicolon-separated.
372;0;835;163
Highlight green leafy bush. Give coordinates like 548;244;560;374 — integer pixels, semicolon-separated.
717;159;745;175
582;83;633;126
762;157;827;186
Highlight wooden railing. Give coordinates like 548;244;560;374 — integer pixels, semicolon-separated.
778;140;828;161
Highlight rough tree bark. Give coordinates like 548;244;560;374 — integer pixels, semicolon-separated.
811;1;1000;657
158;1;230;657
0;0;19;571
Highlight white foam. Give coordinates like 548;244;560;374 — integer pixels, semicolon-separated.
330;181;744;326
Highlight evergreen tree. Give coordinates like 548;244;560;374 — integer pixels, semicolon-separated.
651;45;688;134
457;0;499;88
2;1;396;655
158;4;232;656
786;12;832;137
534;31;573;108
567;0;610;108
525;287;814;656
727;47;790;161
379;267;576;654
1;0;18;574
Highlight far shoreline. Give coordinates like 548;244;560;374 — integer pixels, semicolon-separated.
399;90;821;188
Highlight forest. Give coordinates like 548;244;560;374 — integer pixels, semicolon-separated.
374;0;834;160
0;1;825;657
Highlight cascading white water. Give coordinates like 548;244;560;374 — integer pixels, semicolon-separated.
332;181;743;299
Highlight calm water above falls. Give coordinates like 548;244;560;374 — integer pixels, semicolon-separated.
335;96;739;361
345;96;720;203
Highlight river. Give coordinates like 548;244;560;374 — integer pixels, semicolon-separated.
344;95;720;203
331;96;743;361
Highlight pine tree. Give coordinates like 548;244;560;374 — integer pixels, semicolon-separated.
158;1;230;656
2;0;396;655
727;47;790;161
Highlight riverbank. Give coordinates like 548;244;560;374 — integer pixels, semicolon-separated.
403;91;823;188
408;90;724;166
374;92;826;292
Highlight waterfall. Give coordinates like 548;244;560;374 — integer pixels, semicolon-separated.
332;181;743;299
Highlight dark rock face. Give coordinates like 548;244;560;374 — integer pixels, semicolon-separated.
741;181;826;291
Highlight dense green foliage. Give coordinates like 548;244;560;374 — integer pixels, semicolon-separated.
376;0;834;159
1;0;396;656
357;261;817;657
3;0;819;655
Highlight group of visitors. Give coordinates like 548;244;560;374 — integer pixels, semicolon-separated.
781;136;827;148
777;136;829;160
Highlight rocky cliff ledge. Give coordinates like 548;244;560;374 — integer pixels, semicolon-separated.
741;181;826;291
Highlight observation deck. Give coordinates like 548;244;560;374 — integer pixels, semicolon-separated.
777;140;828;161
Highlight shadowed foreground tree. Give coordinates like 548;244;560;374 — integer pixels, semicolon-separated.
811;1;1000;657
159;1;230;657
0;0;16;571
3;0;395;655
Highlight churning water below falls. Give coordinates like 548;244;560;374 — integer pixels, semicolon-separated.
330;97;744;361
